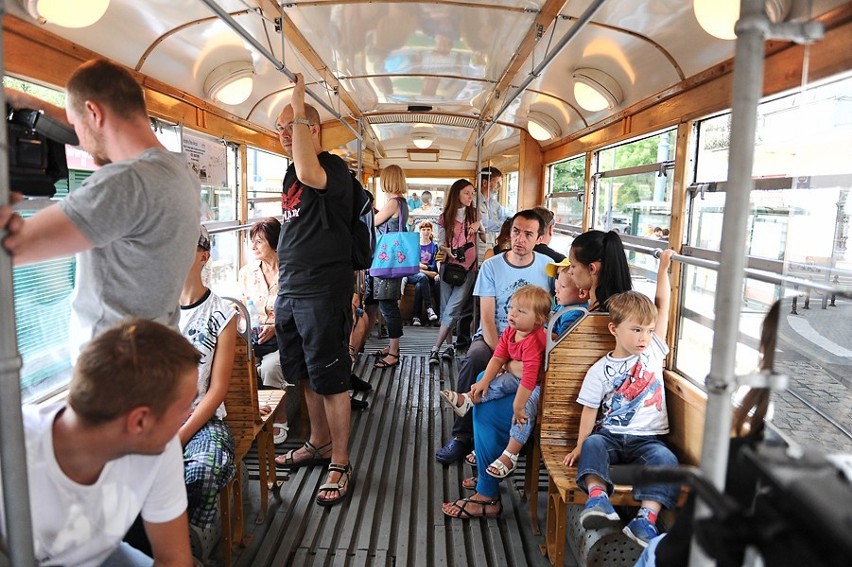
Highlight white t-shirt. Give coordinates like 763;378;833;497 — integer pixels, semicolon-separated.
0;403;187;566
577;333;670;435
179;289;235;419
473;251;553;335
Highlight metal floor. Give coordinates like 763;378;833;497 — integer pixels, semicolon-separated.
232;326;570;566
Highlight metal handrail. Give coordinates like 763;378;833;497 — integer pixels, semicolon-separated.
476;0;608;146
552;226;852;298
197;0;363;143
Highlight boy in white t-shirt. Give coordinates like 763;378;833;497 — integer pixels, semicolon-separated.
0;319;200;566
563;250;677;548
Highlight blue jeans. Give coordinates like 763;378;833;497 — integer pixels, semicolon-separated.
451;337;492;439
476;370;541;444
377;297;403;338
439;268;476;329
409;272;437;317
576;428;679;509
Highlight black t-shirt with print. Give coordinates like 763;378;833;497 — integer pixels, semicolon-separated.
277;151;353;297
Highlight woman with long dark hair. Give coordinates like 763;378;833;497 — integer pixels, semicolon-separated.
567;229;633;311
429;178;481;364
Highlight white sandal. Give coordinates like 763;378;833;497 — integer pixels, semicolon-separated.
486;450;518;479
272;422;289;445
440;390;473;417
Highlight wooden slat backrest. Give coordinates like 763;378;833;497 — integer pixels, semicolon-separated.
662;370;706;466
223;334;263;461
539;313;615;447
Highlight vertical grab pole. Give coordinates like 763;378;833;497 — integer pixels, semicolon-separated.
688;0;769;565
0;1;37;564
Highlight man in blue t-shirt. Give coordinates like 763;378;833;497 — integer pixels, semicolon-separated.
436;210;553;464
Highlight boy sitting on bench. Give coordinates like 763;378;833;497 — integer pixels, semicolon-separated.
563;250;677;547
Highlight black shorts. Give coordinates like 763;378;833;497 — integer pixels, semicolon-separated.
274;293;352;395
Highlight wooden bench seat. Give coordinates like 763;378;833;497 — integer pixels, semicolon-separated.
535;311;705;566
219;299;286;566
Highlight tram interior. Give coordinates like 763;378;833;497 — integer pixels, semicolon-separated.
2;0;852;565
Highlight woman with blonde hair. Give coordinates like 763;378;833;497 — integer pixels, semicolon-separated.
371;164;408;368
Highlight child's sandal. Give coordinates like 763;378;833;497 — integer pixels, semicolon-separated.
486;450;518;479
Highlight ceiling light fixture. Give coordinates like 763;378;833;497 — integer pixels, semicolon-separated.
693;0;792;40
527;112;562;142
204;61;255;106
411;124;436;149
24;0;110;28
572;68;623;112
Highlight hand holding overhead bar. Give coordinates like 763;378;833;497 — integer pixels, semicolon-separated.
197;0;362;144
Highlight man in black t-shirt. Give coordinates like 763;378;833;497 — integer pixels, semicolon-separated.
272;74;355;507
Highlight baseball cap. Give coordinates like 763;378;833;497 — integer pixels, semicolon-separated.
546;257;571;278
198;226;211;251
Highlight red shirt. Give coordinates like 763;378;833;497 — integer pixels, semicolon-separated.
493;326;546;390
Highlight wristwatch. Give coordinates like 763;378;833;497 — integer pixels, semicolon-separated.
291;118;312;127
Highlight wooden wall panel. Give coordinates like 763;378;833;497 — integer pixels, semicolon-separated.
518;130;544;210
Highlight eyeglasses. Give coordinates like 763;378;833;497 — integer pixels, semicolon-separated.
275;122;314;134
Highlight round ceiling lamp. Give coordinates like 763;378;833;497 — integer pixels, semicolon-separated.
572;68;623;112
527;112;562;142
25;0;110;28
693;0;792;40
204;61;255;106
411;124;436;149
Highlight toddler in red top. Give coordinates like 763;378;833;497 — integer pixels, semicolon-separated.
441;285;551;478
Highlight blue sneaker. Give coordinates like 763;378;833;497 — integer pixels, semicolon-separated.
623;516;658;548
580;495;620;529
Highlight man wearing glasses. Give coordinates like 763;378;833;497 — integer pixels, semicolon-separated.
271;74;355;508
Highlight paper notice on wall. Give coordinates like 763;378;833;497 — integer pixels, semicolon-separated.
182;133;227;187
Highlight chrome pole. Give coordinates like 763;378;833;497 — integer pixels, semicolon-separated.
689;0;769;564
0;0;37;563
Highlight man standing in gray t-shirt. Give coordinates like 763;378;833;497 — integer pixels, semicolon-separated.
1;59;199;361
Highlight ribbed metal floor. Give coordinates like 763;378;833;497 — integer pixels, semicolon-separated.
234;327;570;566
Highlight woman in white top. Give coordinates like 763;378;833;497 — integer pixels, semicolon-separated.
239;217;290;444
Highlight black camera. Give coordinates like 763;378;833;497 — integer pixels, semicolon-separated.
451;241;474;262
7;105;79;197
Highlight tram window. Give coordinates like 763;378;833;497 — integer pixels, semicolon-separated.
592;130;676;240
247;147;288;220
676;75;852;454
695;74;852;183
151;119;181;153
504;171;519;215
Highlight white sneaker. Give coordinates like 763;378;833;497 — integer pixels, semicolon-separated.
412;317;421;326
426;307;438;321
